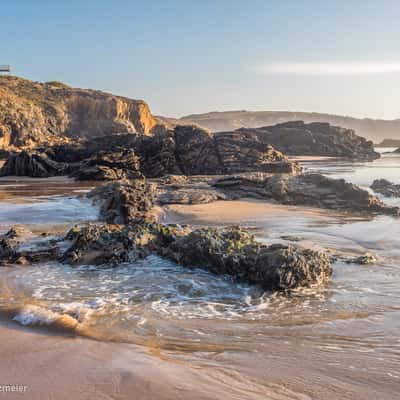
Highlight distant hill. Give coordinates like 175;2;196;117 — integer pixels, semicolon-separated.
160;111;400;143
375;138;400;147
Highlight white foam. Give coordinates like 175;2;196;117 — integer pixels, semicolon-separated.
13;305;59;326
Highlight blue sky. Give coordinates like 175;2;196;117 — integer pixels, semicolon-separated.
1;0;400;119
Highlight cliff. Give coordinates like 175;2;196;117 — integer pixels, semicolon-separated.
0;76;157;150
163;110;400;142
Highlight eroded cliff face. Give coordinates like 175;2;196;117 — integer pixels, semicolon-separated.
0;76;157;150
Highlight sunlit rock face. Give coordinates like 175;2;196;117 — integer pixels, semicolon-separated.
0;76;157;151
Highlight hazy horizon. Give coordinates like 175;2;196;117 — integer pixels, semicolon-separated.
2;0;400;119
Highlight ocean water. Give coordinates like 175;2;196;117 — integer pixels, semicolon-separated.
0;152;399;399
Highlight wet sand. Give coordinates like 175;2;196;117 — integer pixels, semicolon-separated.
0;321;308;400
162;199;337;226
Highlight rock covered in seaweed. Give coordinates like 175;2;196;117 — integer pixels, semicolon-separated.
61;223;155;265
370;179;400;197
87;179;157;224
159;226;332;290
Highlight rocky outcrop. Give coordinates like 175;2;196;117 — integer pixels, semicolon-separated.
159;227;332;290
0;126;299;179
212;173;399;216
1;221;332;291
61;223;158;265
71;149;143;181
0;76;157;151
0;150;67;177
0;227;59;265
87;179;157;224
135;125;300;177
170;110;398;143
370;179;400;197
221;121;379;160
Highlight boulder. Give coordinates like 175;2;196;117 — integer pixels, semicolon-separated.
61;223;156;265
0;226;59;265
159;227;332;291
87;179;157;224
0;150;67;177
370;179;400;197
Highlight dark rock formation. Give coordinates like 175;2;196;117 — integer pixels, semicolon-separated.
0;150;67;177
135;125;300;177
0;227;20;263
0;76;157;151
71;149;143;181
370;179;400;197
169;109;397;144
159;227;332;290
87;179;157;224
0;126;299;179
213;173;400;216
220;121;379;160
2;221;330;291
61;223;157;265
0;227;59;265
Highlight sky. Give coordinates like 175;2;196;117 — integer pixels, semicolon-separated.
1;0;400;119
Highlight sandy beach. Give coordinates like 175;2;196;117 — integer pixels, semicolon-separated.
0;319;313;400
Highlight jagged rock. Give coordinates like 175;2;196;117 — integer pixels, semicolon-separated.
0;150;67;177
0;227;59;265
0;227;21;263
226;121;379;160
370;179;400;197
68;148;142;181
0;220;333;291
159;227;332;290
0;124;299;179
213;173;400;216
214;130;299;173
87;179;157;224
347;252;377;265
176;116;379;160
172;110;400;144
134;125;300;177
135;129;181;177
61;223;157;265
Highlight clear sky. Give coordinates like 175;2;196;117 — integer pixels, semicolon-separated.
1;0;400;119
